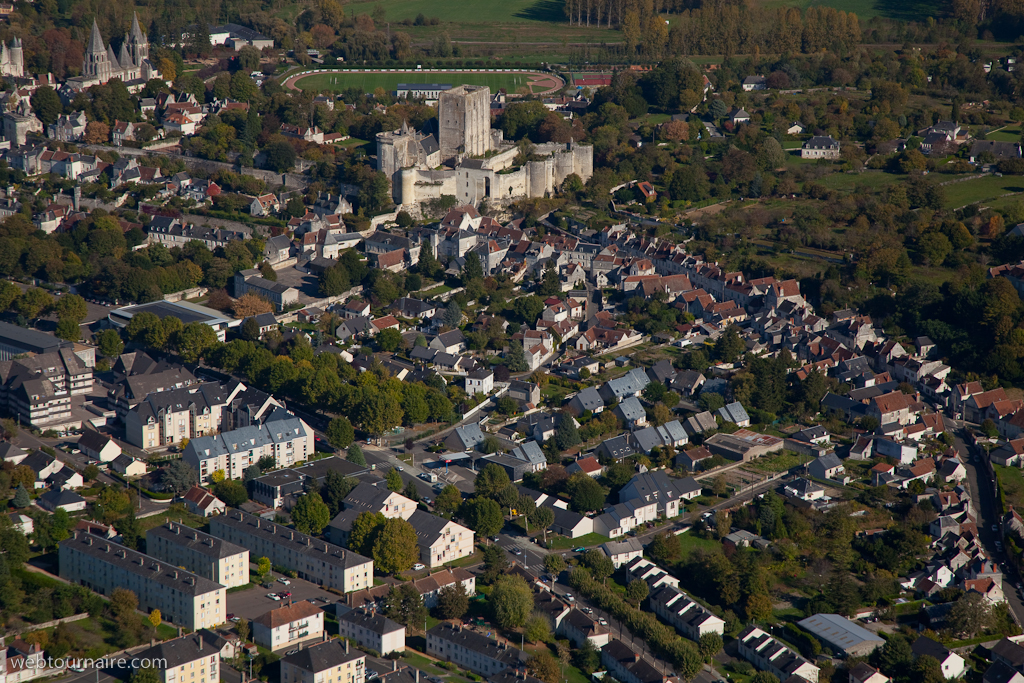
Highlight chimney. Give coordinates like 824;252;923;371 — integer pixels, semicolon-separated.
290;531;294;540
393;661;398;672
345;640;350;654
174;571;179;579
415;670;420;683
73;185;81;212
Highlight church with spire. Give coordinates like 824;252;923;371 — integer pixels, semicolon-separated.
69;13;160;92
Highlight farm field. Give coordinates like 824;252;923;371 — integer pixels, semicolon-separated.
941;174;1024;209
293;70;558;94
760;0;942;21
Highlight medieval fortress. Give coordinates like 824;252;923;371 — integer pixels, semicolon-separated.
376;85;593;211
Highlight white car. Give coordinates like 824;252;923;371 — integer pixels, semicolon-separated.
267;593;281;601
277;577;291;585
599;618;608;626
564;593;575;602
412;563;425;570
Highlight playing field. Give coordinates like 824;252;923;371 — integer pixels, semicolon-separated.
292;70;562;95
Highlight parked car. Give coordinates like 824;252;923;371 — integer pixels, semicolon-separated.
267;593;281;601
412;563;425;571
279;591;292;598
277;577;291;585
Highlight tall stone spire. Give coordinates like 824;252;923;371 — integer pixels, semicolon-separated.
87;19;105;54
130;12;145;42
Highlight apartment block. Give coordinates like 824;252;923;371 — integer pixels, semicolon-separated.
146;522;250;589
337;609;406;655
280;639;365;683
133;633;220;683
209;510;373;593
737;626;819;683
601;640;679;683
426;624;527;676
408;510;475;569
649;586;725;641
183;415;312;484
253;601;324;651
59;533;226;631
0;348;93;429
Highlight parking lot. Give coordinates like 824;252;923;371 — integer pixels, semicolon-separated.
225;574;338;621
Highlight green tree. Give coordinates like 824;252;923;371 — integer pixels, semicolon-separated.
436;581;470;620
176;322;218;363
320;471;356;517
240;316;261;341
55;318;81;341
348;511;386;555
264;141;297;172
745;593;773;622
553;415;581;450
384;582;427;627
97;329;124;357
475;463;511;498
946;590;992;637
55;294;88;322
543;553;566;575
524;614;551;643
131;666;160;683
291;491;331;535
581;548;614;583
461;497;504;537
326;416;355;449
118;510;142;550
698;632;723;662
567;473;606;512
714;326;745;363
462;252;484;282
434;484;463;516
163;460;197;494
490;574;534;628
626;579;649;604
386;467;403;491
443;300;462;328
257;557;272;577
372;517;420;574
506;340;528;372
347;443;367;466
30;86;62;126
16;288;53;320
751;673;779;683
378;327;403;352
529;505;554;543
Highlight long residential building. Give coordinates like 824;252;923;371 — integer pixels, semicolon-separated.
59;532;226;630
209;510;373;593
337;608;406;655
426;623;527;676
649;586;725;641
601;639;679;683
737;626;819;683
182;415;312;484
280;639;365;683
145;522;250;589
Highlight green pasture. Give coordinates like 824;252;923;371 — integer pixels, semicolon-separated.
295;70;542;94
760;0;943;21
344;0;569;23
942;174;1024;209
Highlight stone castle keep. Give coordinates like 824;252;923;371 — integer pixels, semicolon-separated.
377;85;593;209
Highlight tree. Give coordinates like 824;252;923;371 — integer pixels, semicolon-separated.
264;141;297;172
326;416;355;449
751;673;779;683
372;518;420;574
554;415;581;450
148;609;162;628
56;318;81;341
436;581;470;620
349;512;387;555
163;461;197;494
16;288;53;320
97;329;124;357
506;340;528;372
320;471;356;517
476;463;511;498
757;137;787;171
745;593;773;622
543;553;566;575
946;590;992;637
118;510;142;550
714;326;745;363
384;582;428;628
529;506;555;543
434;484;463;516
490;575;534;628
524;614;551;643
626;579;649;604
176;322;218;363
386;467;403;491
233;292;273;318
403;479;420;502
648;532;681;564
236;617;249;643
55;294;88;322
131;667;160;683
699;632;723;662
528;653;561;683
378;328;403;352
574;640;601;674
214;480;248;507
85;121;110;144
110;587;139;620
461;497;504;537
291;492;331;535
443;300;462;328
347;443;367;466
240;316;261;341
581;549;614;583
30;86;62;126
567;473;606;512
257;557;272;578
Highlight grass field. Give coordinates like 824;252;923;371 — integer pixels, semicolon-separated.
942;174;1024;209
760;0;943;21
294;71;546;94
987;127;1022;142
677;531;722;556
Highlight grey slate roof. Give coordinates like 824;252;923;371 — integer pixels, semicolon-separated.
135;633;220;669
280;638;365;674
614;396;646;423
60;533;221;596
338;608;404;635
569;387;604;413
212;510;371;570
184;416;309;464
39;488;85;509
508;441;545;466
717;402;749;424
147;522;247;560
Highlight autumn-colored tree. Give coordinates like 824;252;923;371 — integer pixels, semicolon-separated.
661;120;689;142
310;24;336;49
233;292;274;318
84;121;111;144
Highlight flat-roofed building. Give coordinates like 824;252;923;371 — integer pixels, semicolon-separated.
146;522;250;589
59;532;226;630
109;300;240;342
209;510;373;593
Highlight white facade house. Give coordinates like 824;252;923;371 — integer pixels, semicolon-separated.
146;522;250;589
337;609;406;655
182;416;312;484
253;601;325;652
279;639;365;683
133;633;221;683
738;626;819;683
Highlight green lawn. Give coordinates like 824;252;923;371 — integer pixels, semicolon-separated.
417;283;452;298
818;171;908;192
760;0;942;20
987;127;1021;142
995;464;1024;512
677;531;722;556
749;451;811;472
548;532;610;550
942;174;1024;209
295;70;547;94
342;0;571;24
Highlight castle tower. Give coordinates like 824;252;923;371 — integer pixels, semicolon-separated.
128;13;148;66
83;19;113;83
10;37;22;77
438;85;491;163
